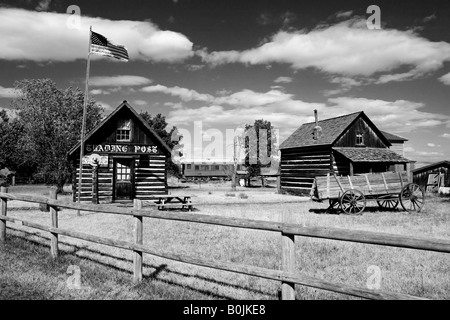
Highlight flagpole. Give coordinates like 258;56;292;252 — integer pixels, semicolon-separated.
77;25;92;215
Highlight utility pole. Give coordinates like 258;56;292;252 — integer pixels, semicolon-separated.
232;136;237;191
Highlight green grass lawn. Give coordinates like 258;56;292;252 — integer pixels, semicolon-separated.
1;183;449;300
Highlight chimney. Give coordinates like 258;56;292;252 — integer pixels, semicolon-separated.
313;109;322;140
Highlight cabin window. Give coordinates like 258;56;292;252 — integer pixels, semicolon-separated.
116;119;131;142
202;165;210;171
195;165;200;170
186;164;192;170
214;165;220;170
356;133;364;146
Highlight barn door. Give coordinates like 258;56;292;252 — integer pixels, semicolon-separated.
114;158;134;201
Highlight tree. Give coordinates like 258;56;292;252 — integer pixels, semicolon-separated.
10;79;103;193
0;109;34;177
243;119;277;186
139;112;183;177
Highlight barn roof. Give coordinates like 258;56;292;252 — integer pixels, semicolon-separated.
380;131;408;142
333;147;410;163
411;160;450;174
280;111;390;149
68;101;172;156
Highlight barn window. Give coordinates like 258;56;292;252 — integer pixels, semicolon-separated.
356;133;364;146
116;119;131;142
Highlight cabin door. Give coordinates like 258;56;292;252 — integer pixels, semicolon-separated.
114;158;134;201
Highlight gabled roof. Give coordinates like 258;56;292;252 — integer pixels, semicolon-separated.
380;131;408;142
280;111;390;149
68;101;172;156
333;147;410;163
411;160;450;173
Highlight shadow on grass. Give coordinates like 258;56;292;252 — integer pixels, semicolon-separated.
309;206;403;215
5;228;276;300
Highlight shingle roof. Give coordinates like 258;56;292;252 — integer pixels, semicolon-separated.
280;111;362;149
333;147;410;163
411;160;450;173
380;131;408;142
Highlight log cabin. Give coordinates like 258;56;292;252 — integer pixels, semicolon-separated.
279;110;411;194
68;101;172;203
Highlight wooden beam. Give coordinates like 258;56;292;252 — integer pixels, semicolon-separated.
281;211;296;300
49;189;58;259
0;187;6;242
133;199;143;284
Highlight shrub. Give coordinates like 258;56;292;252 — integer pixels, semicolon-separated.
238;193;248;199
225;192;235;197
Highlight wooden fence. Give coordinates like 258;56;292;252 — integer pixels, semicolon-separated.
1;186;449;300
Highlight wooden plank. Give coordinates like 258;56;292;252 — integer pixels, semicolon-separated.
281;211;296;300
0;187;7;242
2;192;450;254
133;200;143;284
333;175;345;192
381;173;389;192
49;189;58;259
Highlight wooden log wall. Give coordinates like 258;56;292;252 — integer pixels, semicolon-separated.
72;154;168;203
280;147;332;194
134;154;167;200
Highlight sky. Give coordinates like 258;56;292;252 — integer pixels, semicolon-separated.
0;0;450;167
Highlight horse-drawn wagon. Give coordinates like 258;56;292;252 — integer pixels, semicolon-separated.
311;172;425;214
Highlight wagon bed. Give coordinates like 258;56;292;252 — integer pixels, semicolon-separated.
311;172;425;214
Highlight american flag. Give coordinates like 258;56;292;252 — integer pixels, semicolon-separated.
90;31;129;62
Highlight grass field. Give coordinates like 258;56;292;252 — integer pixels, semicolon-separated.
1;181;449;300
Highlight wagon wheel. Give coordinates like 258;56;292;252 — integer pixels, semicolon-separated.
399;183;425;213
340;189;366;215
376;195;399;210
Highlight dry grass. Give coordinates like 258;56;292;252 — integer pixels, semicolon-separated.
1;183;449;300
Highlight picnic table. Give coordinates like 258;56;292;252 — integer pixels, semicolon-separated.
153;195;194;211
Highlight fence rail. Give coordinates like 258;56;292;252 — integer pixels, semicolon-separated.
1;187;449;300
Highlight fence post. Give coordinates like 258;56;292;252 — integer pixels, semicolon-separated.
133;199;143;284
1;187;7;243
49;188;58;259
281;211;296;300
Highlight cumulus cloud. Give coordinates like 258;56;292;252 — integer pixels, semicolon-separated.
200;18;450;83
133;100;147;106
90;76;152;87
90;89;111;95
0;8;194;62
274;76;293;84
141;85;215;102
438;72;450;85
0;86;21;98
427;143;440;147
143;83;450;143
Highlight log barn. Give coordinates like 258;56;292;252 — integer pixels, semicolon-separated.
68;101;171;203
279;111;411;194
412;160;450;189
